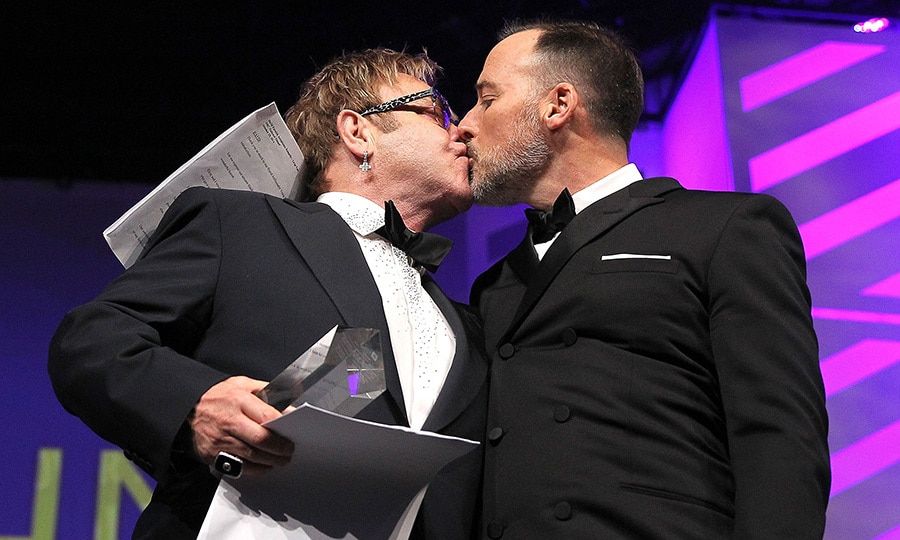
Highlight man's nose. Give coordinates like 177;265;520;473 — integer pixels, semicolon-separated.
456;110;477;142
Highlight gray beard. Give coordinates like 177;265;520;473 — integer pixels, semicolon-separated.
469;109;552;206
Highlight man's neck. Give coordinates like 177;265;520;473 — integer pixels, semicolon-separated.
529;156;628;210
527;133;629;210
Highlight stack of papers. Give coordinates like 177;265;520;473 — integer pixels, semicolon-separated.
104;102;305;267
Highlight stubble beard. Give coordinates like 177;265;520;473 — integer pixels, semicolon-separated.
468;103;552;206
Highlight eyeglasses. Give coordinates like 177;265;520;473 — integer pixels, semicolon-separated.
358;87;456;130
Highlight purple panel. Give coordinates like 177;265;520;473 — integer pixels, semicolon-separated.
430;211;472;302
739;41;885;112
456;203;527;297
797;177;900;259
662;16;734;191
0;178;154;539
813;307;900;326
706;11;900;537
820;339;900;397
863;273;900;299
748;92;900;192
875;524;900;540
830;420;900;496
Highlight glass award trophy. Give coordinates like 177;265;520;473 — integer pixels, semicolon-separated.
256;325;385;417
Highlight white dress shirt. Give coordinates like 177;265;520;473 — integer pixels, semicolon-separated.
317;192;455;431
534;163;644;260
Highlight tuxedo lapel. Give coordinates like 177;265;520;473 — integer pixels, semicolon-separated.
502;178;681;343
266;197;406;417
421;278;487;432
506;230;540;284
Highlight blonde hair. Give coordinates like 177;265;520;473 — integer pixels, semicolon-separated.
285;48;440;200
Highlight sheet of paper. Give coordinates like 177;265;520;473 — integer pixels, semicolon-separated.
198;404;478;540
104;102;305;267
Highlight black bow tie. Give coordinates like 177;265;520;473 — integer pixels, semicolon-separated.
525;188;576;244
374;201;453;272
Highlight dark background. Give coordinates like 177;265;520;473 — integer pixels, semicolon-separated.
4;1;898;185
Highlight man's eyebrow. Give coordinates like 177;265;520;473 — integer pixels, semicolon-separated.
476;81;499;94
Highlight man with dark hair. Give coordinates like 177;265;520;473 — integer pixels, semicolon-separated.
459;20;829;539
49;48;486;539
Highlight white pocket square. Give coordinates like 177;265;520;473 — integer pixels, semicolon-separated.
601;253;672;261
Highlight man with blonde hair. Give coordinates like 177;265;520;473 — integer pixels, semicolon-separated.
50;48;486;539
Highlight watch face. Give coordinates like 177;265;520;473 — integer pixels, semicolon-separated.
214;452;244;479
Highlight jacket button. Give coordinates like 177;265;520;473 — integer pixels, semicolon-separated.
487;427;505;444
554;501;572;520
553;405;571;423
487;522;505;538
498;343;516;359
561;328;577;346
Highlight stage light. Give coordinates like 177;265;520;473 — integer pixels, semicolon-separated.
853;18;890;33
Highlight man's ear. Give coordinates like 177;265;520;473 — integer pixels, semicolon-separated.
542;83;579;131
335;110;373;159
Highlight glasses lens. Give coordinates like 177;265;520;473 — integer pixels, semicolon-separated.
431;89;454;129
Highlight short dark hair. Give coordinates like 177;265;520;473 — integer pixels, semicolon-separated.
499;19;644;146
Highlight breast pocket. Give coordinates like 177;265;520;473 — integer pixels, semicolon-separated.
589;256;677;274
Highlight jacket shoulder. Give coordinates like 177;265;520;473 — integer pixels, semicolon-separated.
663;185;796;224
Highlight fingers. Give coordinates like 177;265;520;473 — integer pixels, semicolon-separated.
203;431;290;468
226;414;294;464
190;376;294;468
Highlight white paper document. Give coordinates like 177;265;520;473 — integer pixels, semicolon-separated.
104;102;305;267
198;404;479;540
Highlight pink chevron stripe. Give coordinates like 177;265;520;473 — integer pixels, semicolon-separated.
740;41;885;112
820;340;900;397
874;524;900;540
748;92;900;192
812;307;900;326
831;420;900;496
798;178;900;259
863;273;900;299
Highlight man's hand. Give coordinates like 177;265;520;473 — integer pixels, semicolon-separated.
190;376;294;477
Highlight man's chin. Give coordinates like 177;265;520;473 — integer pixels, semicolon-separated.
471;176;507;206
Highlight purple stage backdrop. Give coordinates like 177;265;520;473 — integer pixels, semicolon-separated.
1;8;897;539
667;9;900;539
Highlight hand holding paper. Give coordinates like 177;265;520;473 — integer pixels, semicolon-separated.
190;376;294;476
199;326;479;540
199;404;478;540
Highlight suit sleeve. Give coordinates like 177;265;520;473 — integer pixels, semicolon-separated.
707;195;829;539
48;187;231;482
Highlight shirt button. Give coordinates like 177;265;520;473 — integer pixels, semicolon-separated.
553;405;571;423
487;522;505;538
487;426;505;444
561;328;577;346
498;343;516;359
554;501;572;520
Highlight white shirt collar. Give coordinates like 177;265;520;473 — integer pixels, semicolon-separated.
571;163;643;214
316;192;385;236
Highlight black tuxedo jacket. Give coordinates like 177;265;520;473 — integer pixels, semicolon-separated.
49;187;488;539
472;178;829;539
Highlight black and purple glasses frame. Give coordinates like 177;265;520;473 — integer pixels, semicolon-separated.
358;88;455;130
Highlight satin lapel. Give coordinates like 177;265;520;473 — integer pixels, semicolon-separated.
266;197;406;417
501;180;677;343
421;278;487;432
505;226;540;284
